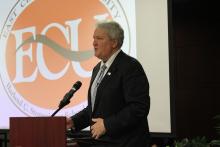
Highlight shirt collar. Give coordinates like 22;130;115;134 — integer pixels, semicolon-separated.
101;49;121;68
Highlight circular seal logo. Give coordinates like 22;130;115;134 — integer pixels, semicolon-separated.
0;0;132;116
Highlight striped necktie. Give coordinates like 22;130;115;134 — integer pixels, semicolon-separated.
91;64;107;111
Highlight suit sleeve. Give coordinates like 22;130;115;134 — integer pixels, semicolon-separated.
71;106;90;131
104;60;150;136
71;64;100;131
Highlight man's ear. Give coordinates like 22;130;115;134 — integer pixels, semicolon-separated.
112;39;118;49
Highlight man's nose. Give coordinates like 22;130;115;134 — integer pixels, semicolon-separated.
93;40;97;46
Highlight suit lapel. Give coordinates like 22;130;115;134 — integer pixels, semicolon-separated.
88;62;101;113
88;61;101;95
92;51;124;113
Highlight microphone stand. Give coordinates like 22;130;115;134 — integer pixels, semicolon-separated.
51;98;70;117
51;107;63;117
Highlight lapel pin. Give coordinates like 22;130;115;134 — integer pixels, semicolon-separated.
107;72;111;76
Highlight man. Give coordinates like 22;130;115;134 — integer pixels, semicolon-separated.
66;21;150;147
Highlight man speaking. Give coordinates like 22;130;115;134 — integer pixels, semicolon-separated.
66;20;150;147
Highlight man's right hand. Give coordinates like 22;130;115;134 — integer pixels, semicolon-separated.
66;117;74;130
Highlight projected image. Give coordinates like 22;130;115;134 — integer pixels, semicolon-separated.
0;0;136;128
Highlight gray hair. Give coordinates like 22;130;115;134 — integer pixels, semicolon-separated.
96;21;124;49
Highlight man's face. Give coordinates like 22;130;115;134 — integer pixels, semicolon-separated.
93;28;117;61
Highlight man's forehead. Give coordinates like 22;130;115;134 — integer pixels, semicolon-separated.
94;28;108;35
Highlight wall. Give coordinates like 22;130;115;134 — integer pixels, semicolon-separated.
173;0;220;139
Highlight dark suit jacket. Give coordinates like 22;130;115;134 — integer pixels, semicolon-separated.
72;51;150;147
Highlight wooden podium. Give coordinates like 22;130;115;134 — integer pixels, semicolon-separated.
10;117;67;147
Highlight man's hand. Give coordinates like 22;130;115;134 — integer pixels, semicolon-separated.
91;118;106;139
66;117;74;130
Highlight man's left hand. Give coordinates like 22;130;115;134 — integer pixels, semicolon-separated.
91;118;106;139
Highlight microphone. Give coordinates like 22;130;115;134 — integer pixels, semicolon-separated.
58;81;82;108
